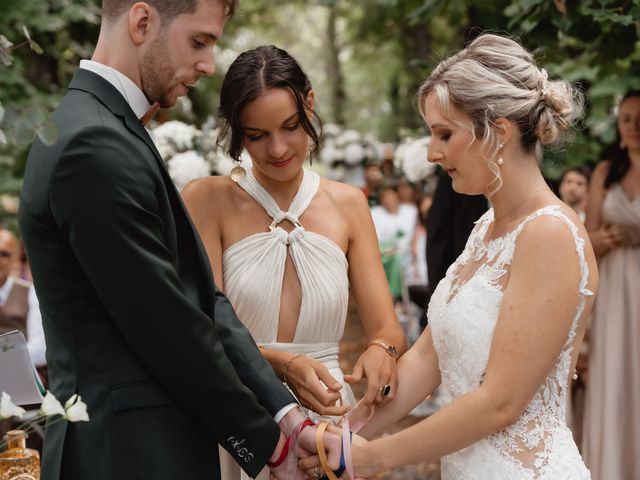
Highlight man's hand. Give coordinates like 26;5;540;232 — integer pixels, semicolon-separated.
272;408;343;479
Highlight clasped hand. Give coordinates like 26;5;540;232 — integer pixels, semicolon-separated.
284;346;397;417
269;414;342;480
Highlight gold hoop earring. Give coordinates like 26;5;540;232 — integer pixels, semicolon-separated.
230;159;246;183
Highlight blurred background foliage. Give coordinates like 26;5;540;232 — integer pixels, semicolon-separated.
1;0;639;228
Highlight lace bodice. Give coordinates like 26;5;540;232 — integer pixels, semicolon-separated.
428;205;592;479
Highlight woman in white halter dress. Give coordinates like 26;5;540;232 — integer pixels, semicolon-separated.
183;45;406;480
310;34;599;480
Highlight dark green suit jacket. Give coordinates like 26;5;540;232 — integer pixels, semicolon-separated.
19;69;295;480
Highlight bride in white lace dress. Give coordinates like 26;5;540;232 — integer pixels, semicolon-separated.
329;34;599;480
183;45;406;480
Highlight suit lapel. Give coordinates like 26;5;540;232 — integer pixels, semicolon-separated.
68;68;218;313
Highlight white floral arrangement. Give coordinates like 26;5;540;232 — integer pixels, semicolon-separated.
394;136;437;183
318;123;385;169
152;118;250;191
0;391;89;449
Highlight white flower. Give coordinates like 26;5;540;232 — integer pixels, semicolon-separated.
40;391;66;417
64;395;89;422
152;120;200;151
322;123;342;138
319;143;338;166
344;142;365;166
168;151;211;191
0;392;26;419
64;394;78;409
155;138;176;160
400;137;436;182
336;129;361;147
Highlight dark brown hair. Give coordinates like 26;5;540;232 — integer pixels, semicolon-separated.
217;45;322;162
101;0;237;24
603;90;640;189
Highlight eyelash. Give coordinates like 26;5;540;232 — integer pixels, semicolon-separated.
193;40;205;50
245;123;300;142
440;133;451;141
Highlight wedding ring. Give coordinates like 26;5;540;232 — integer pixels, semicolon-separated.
312;466;323;479
380;384;391;397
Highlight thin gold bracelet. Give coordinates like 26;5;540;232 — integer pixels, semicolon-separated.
282;353;304;386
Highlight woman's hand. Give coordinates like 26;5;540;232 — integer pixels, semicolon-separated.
605;223;640;248
344;345;398;407
298;430;381;480
285;354;351;416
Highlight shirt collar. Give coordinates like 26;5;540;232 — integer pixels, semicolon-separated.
79;59;152;120
0;276;14;305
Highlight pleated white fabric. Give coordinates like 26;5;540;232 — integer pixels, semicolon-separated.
222;167;349;345
219;168;354;480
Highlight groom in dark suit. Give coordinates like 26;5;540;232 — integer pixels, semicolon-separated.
19;1;339;479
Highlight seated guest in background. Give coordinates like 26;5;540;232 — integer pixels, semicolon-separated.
0;228;47;447
0;228;46;368
559;165;591;222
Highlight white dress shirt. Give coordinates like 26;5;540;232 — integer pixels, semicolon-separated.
0;277;46;367
79;59;152;120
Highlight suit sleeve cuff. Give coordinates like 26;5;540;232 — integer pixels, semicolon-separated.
274;403;298;424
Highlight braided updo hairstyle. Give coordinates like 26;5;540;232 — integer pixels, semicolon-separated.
418;33;584;194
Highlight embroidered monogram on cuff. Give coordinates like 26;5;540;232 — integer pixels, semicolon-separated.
227;435;255;463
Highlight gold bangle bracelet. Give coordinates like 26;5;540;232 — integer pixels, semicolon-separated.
282;353;304;386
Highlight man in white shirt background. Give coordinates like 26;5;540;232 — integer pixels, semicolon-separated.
0;227;46;369
0;227;46;448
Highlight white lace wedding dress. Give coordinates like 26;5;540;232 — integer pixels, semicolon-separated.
428;205;592;479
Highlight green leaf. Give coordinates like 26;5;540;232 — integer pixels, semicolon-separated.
0;103;4;124
22;25;32;42
0;129;6;146
28;39;43;54
36;121;58;146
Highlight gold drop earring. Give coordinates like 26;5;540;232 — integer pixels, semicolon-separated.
230;158;246;183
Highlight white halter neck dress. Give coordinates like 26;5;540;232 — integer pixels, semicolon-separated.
219;168;354;480
428;206;592;479
223;166;355;398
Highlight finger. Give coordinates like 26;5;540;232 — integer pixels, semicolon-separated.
314;363;342;392
300;375;343;407
300;390;350;416
362;373;382;406
344;361;365;385
298;454;320;471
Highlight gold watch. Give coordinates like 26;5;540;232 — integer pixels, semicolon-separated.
367;339;398;359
